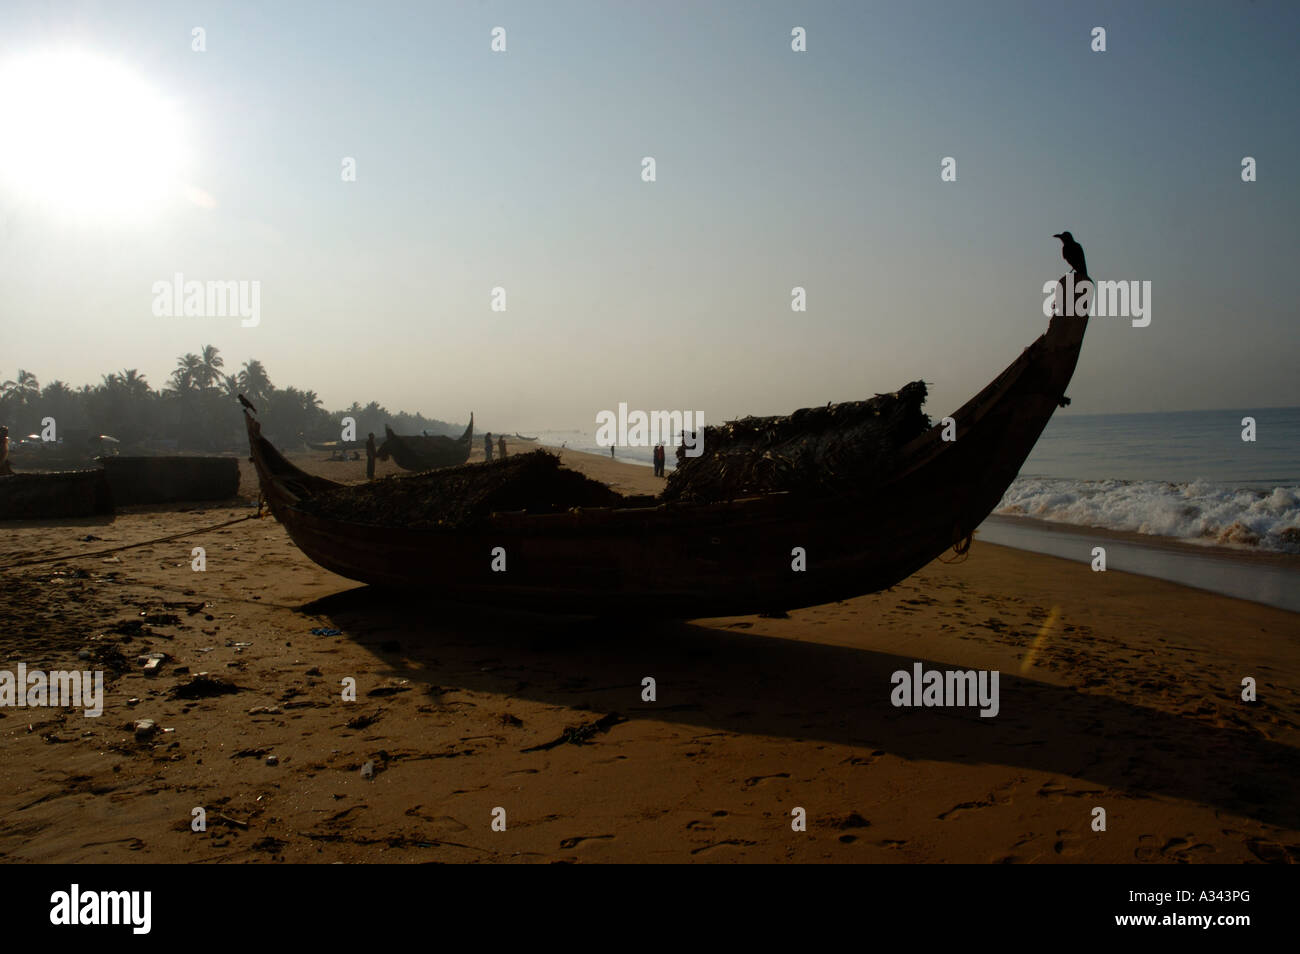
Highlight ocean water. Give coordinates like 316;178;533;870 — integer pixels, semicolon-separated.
532;429;659;468
534;408;1300;553
995;407;1300;553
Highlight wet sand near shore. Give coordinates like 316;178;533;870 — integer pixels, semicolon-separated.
1;440;1297;863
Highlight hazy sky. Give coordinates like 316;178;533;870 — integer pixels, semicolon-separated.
1;0;1296;433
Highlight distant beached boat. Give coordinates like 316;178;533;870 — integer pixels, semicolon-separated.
378;415;474;471
514;433;538;441
242;309;1087;616
0;469;113;520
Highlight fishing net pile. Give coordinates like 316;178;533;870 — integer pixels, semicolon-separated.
662;382;930;503
301;449;625;528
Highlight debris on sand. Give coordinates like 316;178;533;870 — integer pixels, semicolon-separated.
345;710;382;730
520;712;626;752
141;612;182;627
169;674;243;699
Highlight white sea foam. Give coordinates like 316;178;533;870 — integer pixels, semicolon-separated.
995;478;1300;552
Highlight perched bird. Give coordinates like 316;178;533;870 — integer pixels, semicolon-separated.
238;394;257;412
1053;231;1088;279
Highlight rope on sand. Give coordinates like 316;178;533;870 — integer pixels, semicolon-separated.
0;513;261;571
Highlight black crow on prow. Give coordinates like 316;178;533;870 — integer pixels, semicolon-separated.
1053;231;1088;280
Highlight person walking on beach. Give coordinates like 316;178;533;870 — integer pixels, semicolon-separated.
676;435;687;469
653;443;664;477
484;432;493;462
365;432;377;480
498;435;507;460
610;444;615;459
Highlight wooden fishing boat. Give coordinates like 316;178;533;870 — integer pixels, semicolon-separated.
0;469;113;520
244;309;1087;617
101;456;240;505
515;433;539;442
378;415;474;471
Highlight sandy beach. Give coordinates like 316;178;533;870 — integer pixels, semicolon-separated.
1;439;1297;863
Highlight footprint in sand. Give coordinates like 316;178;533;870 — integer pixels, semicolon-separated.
937;781;1016;820
690;839;758;856
1134;833;1218;862
827;812;871;831
559;835;614;850
743;772;791;787
1052;827;1086;858
1244;838;1296;864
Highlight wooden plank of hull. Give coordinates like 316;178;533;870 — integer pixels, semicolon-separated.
244;313;1087;616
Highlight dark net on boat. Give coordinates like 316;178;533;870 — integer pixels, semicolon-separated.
661;382;930;503
300;449;625;529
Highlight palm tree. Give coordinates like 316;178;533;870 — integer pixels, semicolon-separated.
120;369;150;399
2;369;40;405
170;354;202;392
197;345;224;390
237;360;272;404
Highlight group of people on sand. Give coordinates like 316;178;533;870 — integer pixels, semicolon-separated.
652;440;688;477
483;432;506;462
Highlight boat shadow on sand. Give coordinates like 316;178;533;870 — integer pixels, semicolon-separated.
301;587;1300;835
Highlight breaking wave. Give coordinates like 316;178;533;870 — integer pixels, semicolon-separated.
995;478;1300;553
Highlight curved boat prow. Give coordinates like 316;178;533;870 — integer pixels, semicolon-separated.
243;407;343;509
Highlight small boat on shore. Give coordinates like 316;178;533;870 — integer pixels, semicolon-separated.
244;298;1089;617
514;433;539;442
378;415;474;471
0;469;113;520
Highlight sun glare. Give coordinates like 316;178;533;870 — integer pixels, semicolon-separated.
0;48;186;222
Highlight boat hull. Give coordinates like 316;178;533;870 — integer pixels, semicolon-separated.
246;312;1087;616
380;415;474;471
